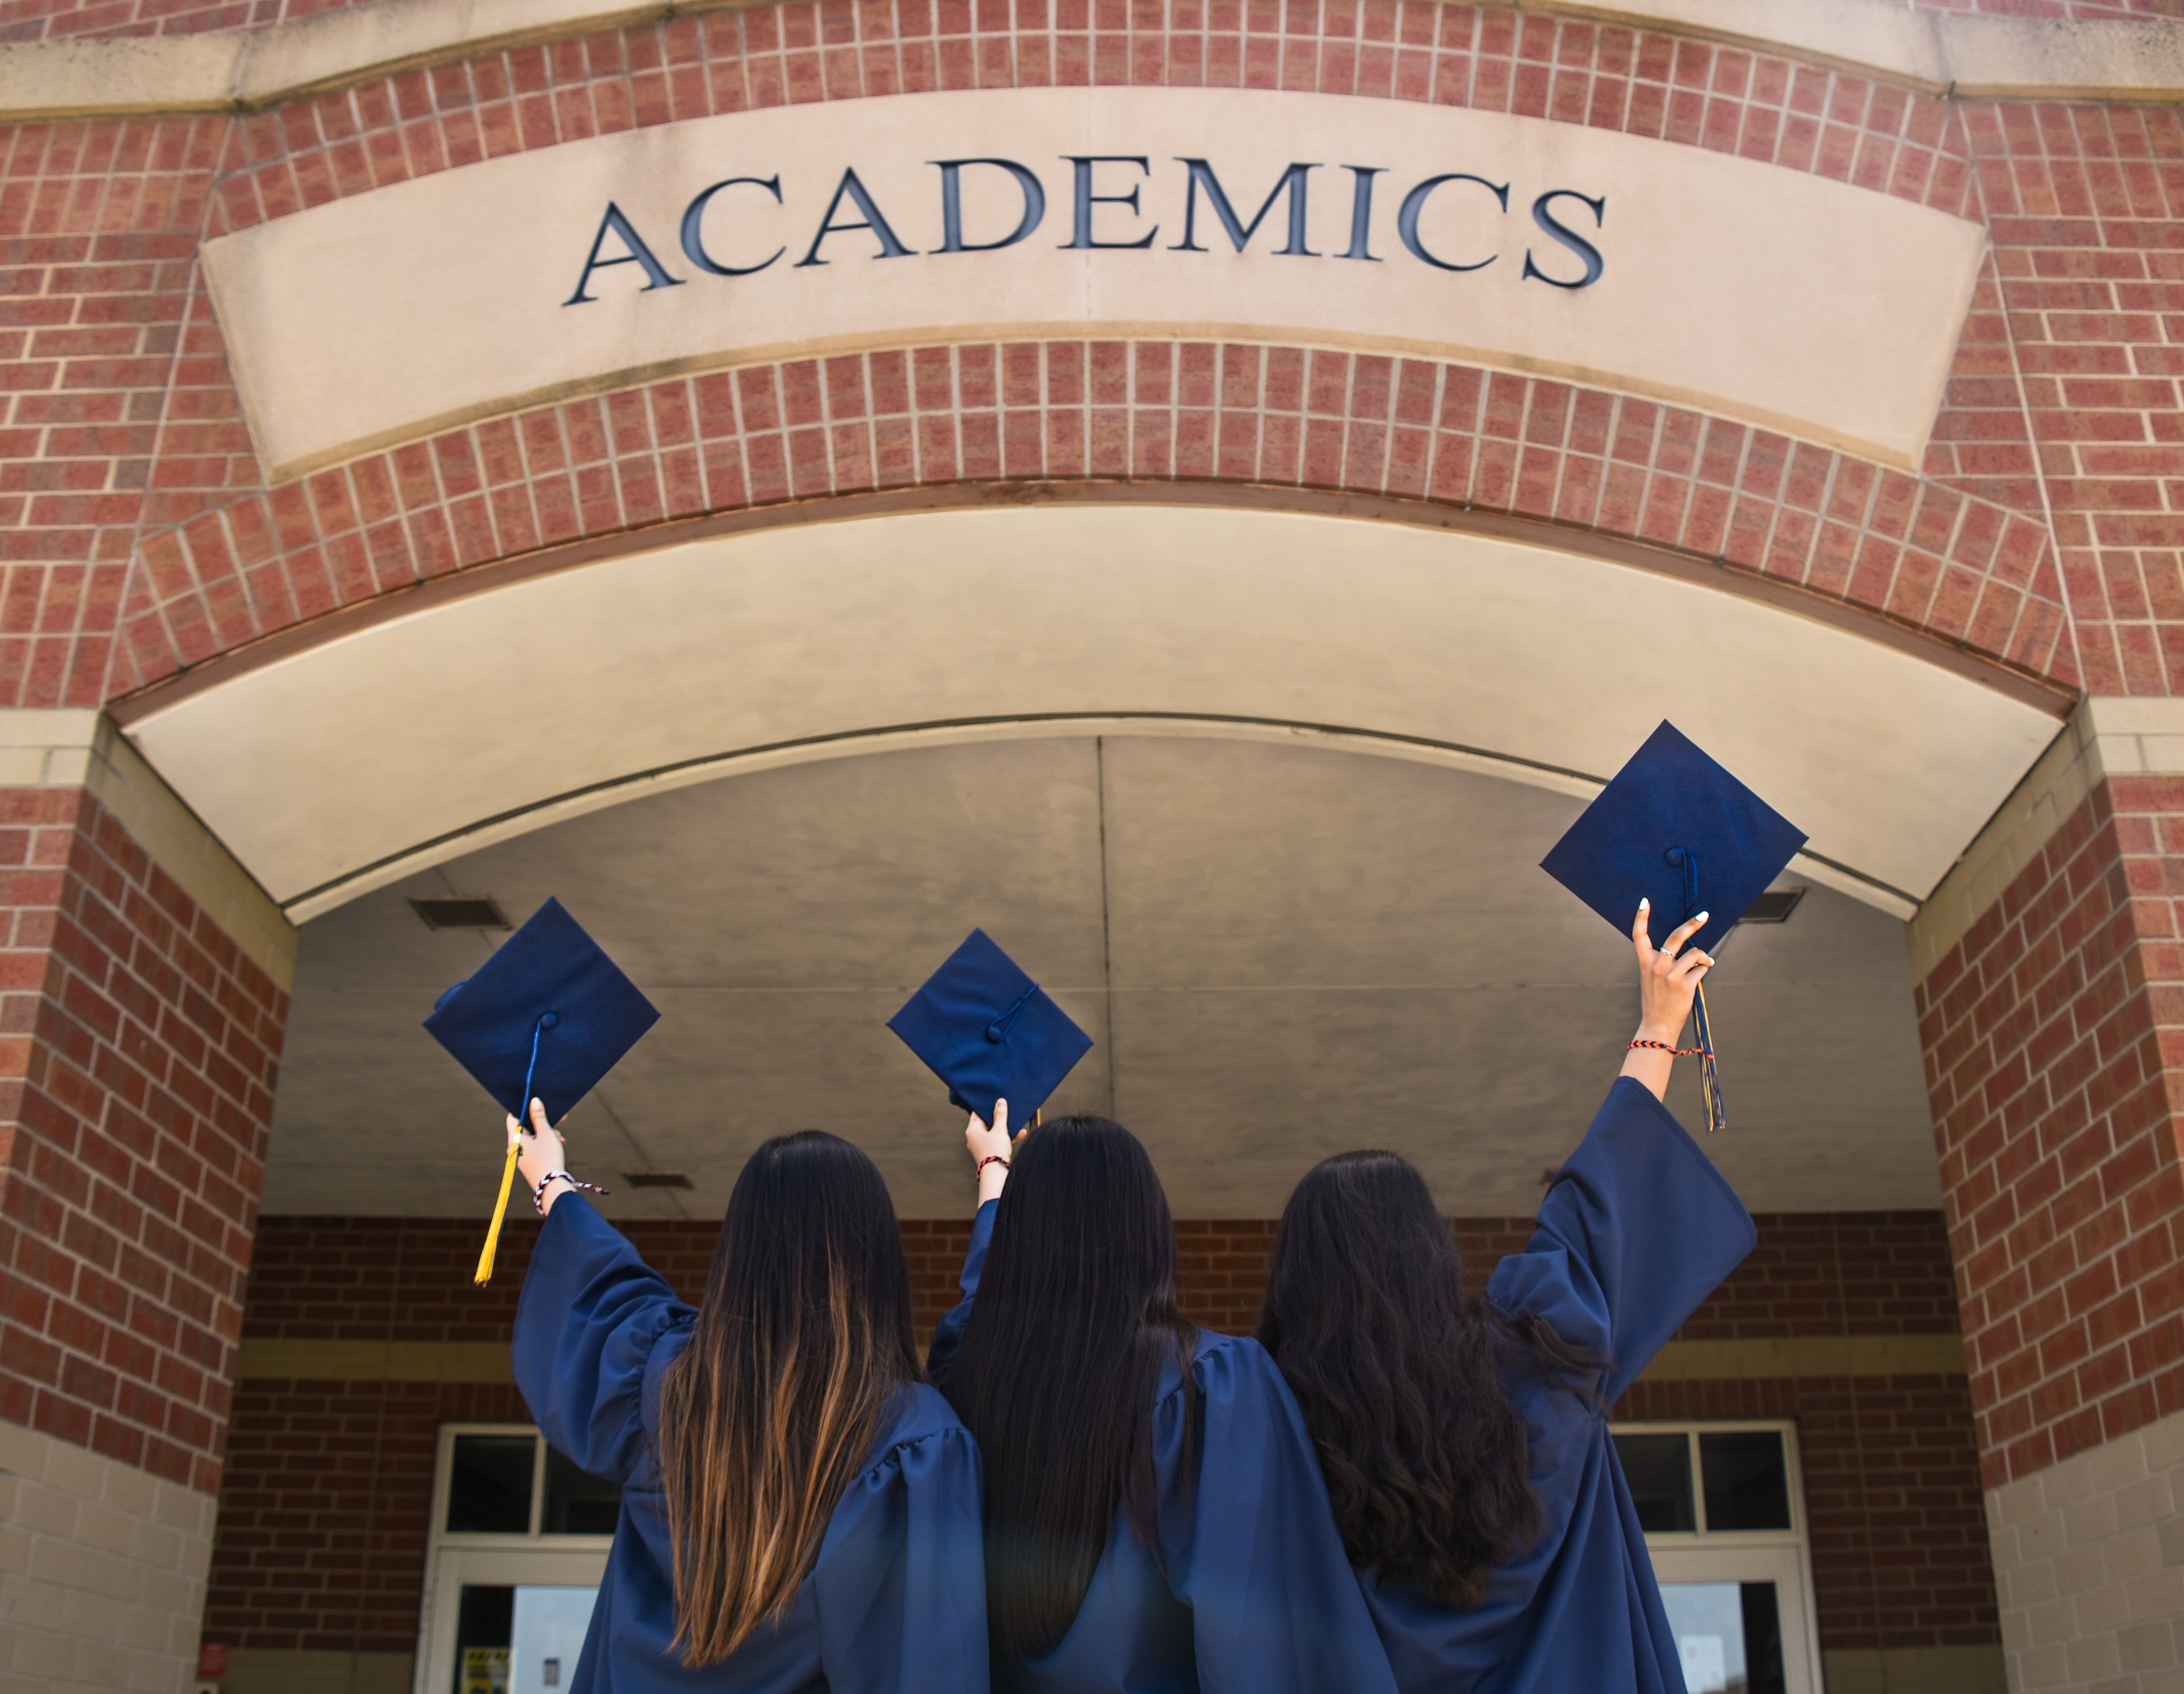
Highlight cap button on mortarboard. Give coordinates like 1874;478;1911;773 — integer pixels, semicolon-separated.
540;1012;559;1029
889;930;1093;1128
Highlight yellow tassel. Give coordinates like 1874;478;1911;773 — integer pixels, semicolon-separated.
475;1132;521;1285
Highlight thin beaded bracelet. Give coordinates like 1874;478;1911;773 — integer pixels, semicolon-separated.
1629;1038;1709;1058
534;1170;610;1213
976;1156;1011;1178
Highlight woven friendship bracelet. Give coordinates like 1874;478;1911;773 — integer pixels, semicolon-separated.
533;1170;610;1213
1629;1038;1709;1058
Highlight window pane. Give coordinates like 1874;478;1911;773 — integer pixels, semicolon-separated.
453;1583;513;1694
447;1434;535;1534
1699;1430;1792;1531
542;1445;623;1536
1612;1433;1695;1533
1659;1583;1744;1694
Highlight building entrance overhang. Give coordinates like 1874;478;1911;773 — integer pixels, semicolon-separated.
112;496;2064;922
106;494;2068;1226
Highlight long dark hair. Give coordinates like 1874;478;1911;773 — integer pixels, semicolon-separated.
655;1132;921;1664
936;1115;1199;1668
1256;1150;1597;1610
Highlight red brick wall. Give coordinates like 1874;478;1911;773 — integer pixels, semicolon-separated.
0;112;223;708
206;1377;528;1657
110;345;2070;703
0;0;2175;1534
1958;96;2184;697
1618;1375;1998;1653
0;4;2174;711
206;1207;1997;1661
0;786;283;1494
10;3;2120;716
239;1213;1289;1343
1919;776;2184;1488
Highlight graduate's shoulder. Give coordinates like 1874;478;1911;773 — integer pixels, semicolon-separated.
860;1381;979;1473
1171;1327;1288;1401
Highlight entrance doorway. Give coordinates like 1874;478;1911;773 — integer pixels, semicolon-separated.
418;1426;620;1694
1613;1422;1824;1694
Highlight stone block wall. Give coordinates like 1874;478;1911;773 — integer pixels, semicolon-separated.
0;1417;220;1694
1981;1406;2184;1691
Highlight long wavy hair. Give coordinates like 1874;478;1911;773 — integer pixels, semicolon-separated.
655;1132;922;1664
1256;1150;1597;1610
935;1115;1199;1669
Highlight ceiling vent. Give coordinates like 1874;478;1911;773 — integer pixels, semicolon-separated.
622;1172;694;1190
411;896;510;931
1736;888;1806;926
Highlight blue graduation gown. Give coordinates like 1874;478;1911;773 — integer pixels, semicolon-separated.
1360;1077;1759;1694
932;1202;1398;1694
513;1195;990;1694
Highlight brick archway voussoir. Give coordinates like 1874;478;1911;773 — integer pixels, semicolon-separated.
109;341;2075;709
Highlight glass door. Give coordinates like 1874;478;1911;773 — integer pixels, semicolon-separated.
1611;1422;1824;1694
1649;1544;1817;1694
415;1427;622;1694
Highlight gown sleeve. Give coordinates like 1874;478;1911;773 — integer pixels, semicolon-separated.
512;1193;697;1484
925;1197;997;1380
1486;1077;1757;1403
815;1408;992;1694
1171;1337;1401;1694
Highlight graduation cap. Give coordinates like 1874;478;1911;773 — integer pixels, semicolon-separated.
423;898;660;1282
1540;721;1806;1133
887;929;1092;1129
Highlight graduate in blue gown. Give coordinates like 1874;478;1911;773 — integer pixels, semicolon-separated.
930;1108;1399;1694
1257;899;1758;1694
508;1111;990;1694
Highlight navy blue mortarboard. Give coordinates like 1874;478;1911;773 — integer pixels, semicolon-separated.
423;897;660;1282
1541;721;1807;956
887;929;1092;1128
1540;721;1806;1132
424;896;660;1123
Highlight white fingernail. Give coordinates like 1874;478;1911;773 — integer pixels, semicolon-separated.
1638;897;1650;909
1695;911;1709;924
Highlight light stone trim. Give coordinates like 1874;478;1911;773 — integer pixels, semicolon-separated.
0;0;2179;121
222;1647;414;1694
1909;696;2184;985
0;711;297;992
0;1418;218;1694
1820;1645;2008;1694
1983;1408;2184;1694
233;1331;1964;1383
1637;1333;1966;1381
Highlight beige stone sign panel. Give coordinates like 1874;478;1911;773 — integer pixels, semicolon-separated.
202;87;1986;480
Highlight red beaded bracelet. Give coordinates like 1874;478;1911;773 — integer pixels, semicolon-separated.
1629;1038;1708;1058
976;1156;1011;1177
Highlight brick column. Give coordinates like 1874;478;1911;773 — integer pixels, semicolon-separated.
1913;699;2184;1694
0;712;292;1694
